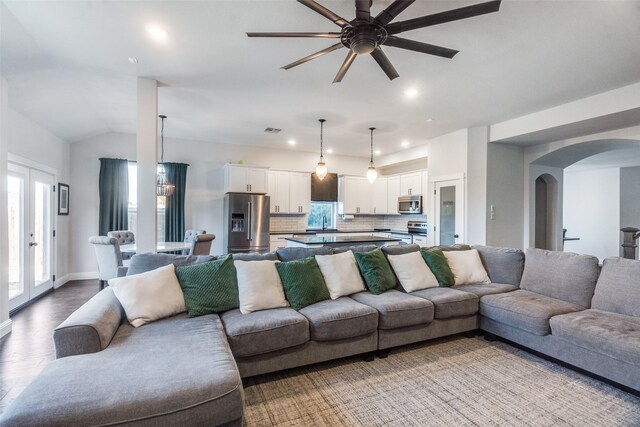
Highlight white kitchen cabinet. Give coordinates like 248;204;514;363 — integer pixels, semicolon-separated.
371;177;388;215
387;175;401;215
224;164;269;194
413;235;428;247
269;234;292;251
268;170;290;213
339;176;372;214
400;172;422;196
289;172;311;214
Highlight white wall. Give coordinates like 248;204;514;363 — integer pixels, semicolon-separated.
563;167;620;260
0;78;11;337
70;133;373;275
466;127;489;245
6;107;71;286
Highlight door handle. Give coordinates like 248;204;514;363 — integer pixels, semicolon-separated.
454;234;459;238
247;202;253;241
29;242;38;247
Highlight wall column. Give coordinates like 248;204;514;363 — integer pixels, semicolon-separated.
136;78;158;254
466;126;489;245
0;77;12;338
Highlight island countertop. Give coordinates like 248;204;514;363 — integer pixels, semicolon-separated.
285;235;401;247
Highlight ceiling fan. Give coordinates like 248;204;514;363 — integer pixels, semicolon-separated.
247;0;502;83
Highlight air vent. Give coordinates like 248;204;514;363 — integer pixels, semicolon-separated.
264;127;282;134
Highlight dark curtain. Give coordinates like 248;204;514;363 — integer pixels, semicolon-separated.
99;158;129;236
163;162;189;242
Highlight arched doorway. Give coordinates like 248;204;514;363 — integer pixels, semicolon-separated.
534;174;559;250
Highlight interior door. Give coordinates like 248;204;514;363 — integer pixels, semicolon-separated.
8;163;55;311
434;179;465;246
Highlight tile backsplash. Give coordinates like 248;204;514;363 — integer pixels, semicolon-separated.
270;213;427;232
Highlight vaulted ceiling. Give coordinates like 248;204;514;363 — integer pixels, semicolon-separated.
2;1;640;157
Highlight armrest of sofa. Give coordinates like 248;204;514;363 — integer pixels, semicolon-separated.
117;266;128;277
53;287;125;358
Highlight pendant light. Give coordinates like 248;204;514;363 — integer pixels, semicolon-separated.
156;115;175;197
315;118;328;180
366;127;378;183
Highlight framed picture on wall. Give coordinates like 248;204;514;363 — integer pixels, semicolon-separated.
58;183;70;215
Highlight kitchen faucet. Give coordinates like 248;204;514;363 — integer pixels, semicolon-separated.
322;216;327;231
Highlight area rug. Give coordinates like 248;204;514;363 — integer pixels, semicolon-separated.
243;336;640;426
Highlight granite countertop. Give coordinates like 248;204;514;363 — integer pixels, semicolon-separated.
270;231;317;235
271;228;394;235
285;235;401;245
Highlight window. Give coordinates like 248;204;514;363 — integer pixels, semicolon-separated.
127;162;166;240
307;202;336;230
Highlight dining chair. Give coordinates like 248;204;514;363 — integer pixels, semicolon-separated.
183;229;207;255
107;230;136;260
187;233;215;256
89;236;125;290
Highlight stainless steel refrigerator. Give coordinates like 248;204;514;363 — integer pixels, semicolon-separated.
223;194;270;254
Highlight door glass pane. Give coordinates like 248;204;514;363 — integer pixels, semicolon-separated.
33;181;51;287
8;176;24;299
439;186;456;245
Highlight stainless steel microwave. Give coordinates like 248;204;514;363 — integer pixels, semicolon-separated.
398;195;422;214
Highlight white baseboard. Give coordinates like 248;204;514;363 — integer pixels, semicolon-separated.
67;272;99;281
0;318;13;339
54;273;72;289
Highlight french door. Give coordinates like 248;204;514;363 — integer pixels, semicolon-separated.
8;163;55;311
434;179;465;246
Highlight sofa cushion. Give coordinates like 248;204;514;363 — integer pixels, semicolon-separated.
443;249;491;285
126;253;216;276
299;297;378;341
591;257;640;317
354;248;397;295
472;245;525;286
221;308;309;357
333;244;378;254
232;251;278;261
0;314;243;426
453;283;518;298
410;287;479;319
387;251;439;292
276;246;332;261
382;243;420;256
520;249;599;308
110;264;186;327
480;289;585;335
235;260;289;314
420;247;455;287
175;256;239;317
315;251;366;299
350;290;434;330
275;257;330;310
550;309;640;366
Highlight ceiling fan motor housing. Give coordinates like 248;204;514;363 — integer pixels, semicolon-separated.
342;23;387;55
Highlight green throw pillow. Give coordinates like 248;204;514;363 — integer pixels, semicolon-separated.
420;248;455;287
175;256;239;317
354;248;396;295
275;257;330;310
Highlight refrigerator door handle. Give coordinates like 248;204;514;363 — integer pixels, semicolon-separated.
247;202;253;241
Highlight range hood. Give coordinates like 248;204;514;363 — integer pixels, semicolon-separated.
311;172;338;202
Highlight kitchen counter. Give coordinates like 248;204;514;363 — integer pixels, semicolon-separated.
270;231;317;235
285;235;401;248
271;229;393;235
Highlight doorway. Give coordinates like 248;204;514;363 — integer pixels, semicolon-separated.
434;178;465;245
8;162;55;311
534;174;558;250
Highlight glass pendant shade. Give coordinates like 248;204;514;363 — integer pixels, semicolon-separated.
315;119;328;180
366;127;377;183
156;115;174;197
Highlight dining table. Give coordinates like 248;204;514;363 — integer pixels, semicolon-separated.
120;241;192;253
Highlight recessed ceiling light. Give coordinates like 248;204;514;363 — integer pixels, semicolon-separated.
326;148;333;154
375;149;381;155
288;139;296;146
145;24;168;43
425;118;434;122
128;57;138;64
401;140;410;148
404;88;418;99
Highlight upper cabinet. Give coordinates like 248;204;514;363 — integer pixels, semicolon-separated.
268;170;290;213
224;164;269;194
339;176;372;214
400;172;422;196
289;172;311;214
371;177;388;215
387;175;401;215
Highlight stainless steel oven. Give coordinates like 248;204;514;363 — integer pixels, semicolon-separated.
398;195;422;214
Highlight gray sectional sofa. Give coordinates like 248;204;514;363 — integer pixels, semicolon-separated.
1;245;638;426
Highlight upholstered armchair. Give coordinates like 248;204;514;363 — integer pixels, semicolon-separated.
107;230;136;260
88;236;124;289
183;229;206;255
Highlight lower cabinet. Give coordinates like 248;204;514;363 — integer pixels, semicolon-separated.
413;235;428;247
269;234;292;251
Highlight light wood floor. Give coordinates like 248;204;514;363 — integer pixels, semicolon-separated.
0;280;99;414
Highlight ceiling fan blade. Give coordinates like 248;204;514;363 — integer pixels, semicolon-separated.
383;36;459;59
355;0;372;22
387;0;502;34
374;0;416;26
333;51;357;83
297;0;350;27
370;47;399;81
282;43;344;70
247;32;342;38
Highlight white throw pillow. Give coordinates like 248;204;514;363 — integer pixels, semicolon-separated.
387;251;439;292
235;260;289;314
109;264;186;327
315;251;366;299
443;249;491;285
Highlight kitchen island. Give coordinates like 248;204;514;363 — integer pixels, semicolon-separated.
285;235;401;248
